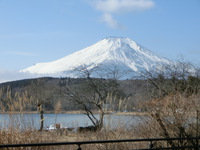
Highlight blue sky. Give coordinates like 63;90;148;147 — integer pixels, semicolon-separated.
0;0;200;82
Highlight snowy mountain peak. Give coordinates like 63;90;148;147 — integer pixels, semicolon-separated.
21;37;170;79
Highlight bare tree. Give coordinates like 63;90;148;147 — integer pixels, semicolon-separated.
139;61;197;99
61;66;123;130
136;61;200;148
29;78;53;131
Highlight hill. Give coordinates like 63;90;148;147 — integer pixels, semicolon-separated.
0;77;149;112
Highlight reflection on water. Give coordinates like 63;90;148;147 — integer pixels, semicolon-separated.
0;113;145;130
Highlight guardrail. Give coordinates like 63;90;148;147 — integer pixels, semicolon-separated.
0;137;200;149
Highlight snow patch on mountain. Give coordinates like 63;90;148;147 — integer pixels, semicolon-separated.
21;37;171;79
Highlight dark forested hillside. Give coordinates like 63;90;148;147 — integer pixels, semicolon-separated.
0;77;150;112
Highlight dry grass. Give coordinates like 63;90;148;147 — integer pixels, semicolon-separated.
0;115;149;150
0;87;147;149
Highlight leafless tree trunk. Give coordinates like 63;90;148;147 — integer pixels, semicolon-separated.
29;78;52;131
136;61;200;148
38;103;44;131
61;65;123;130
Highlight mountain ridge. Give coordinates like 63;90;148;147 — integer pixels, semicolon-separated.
21;37;170;79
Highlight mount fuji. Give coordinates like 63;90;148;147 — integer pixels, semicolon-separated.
21;37;171;79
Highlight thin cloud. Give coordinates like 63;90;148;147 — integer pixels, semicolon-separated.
6;51;36;57
89;0;155;29
0;69;34;83
101;13;124;29
0;32;62;40
94;0;155;14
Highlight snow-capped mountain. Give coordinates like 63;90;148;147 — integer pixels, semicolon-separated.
21;37;170;79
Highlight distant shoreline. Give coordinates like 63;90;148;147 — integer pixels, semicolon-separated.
0;111;147;116
0;110;85;114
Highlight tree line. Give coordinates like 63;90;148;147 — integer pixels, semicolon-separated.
0;61;200;139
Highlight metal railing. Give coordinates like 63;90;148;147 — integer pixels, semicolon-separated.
0;137;200;150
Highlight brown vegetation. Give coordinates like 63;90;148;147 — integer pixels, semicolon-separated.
135;62;200;148
0;61;200;149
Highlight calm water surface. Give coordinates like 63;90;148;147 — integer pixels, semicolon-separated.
0;113;144;130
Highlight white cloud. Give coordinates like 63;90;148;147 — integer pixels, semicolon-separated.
101;13;124;29
94;0;154;14
89;0;155;29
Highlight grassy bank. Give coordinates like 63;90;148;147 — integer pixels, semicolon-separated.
0;112;146;150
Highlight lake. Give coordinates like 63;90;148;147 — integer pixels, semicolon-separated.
0;113;145;130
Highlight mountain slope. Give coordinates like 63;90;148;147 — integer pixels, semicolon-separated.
21;37;170;79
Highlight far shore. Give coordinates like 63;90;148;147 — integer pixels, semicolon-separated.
0;110;147;116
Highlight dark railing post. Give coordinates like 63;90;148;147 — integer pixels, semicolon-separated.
77;144;82;150
149;141;154;149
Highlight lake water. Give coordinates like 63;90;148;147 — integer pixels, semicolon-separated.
0;113;144;130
